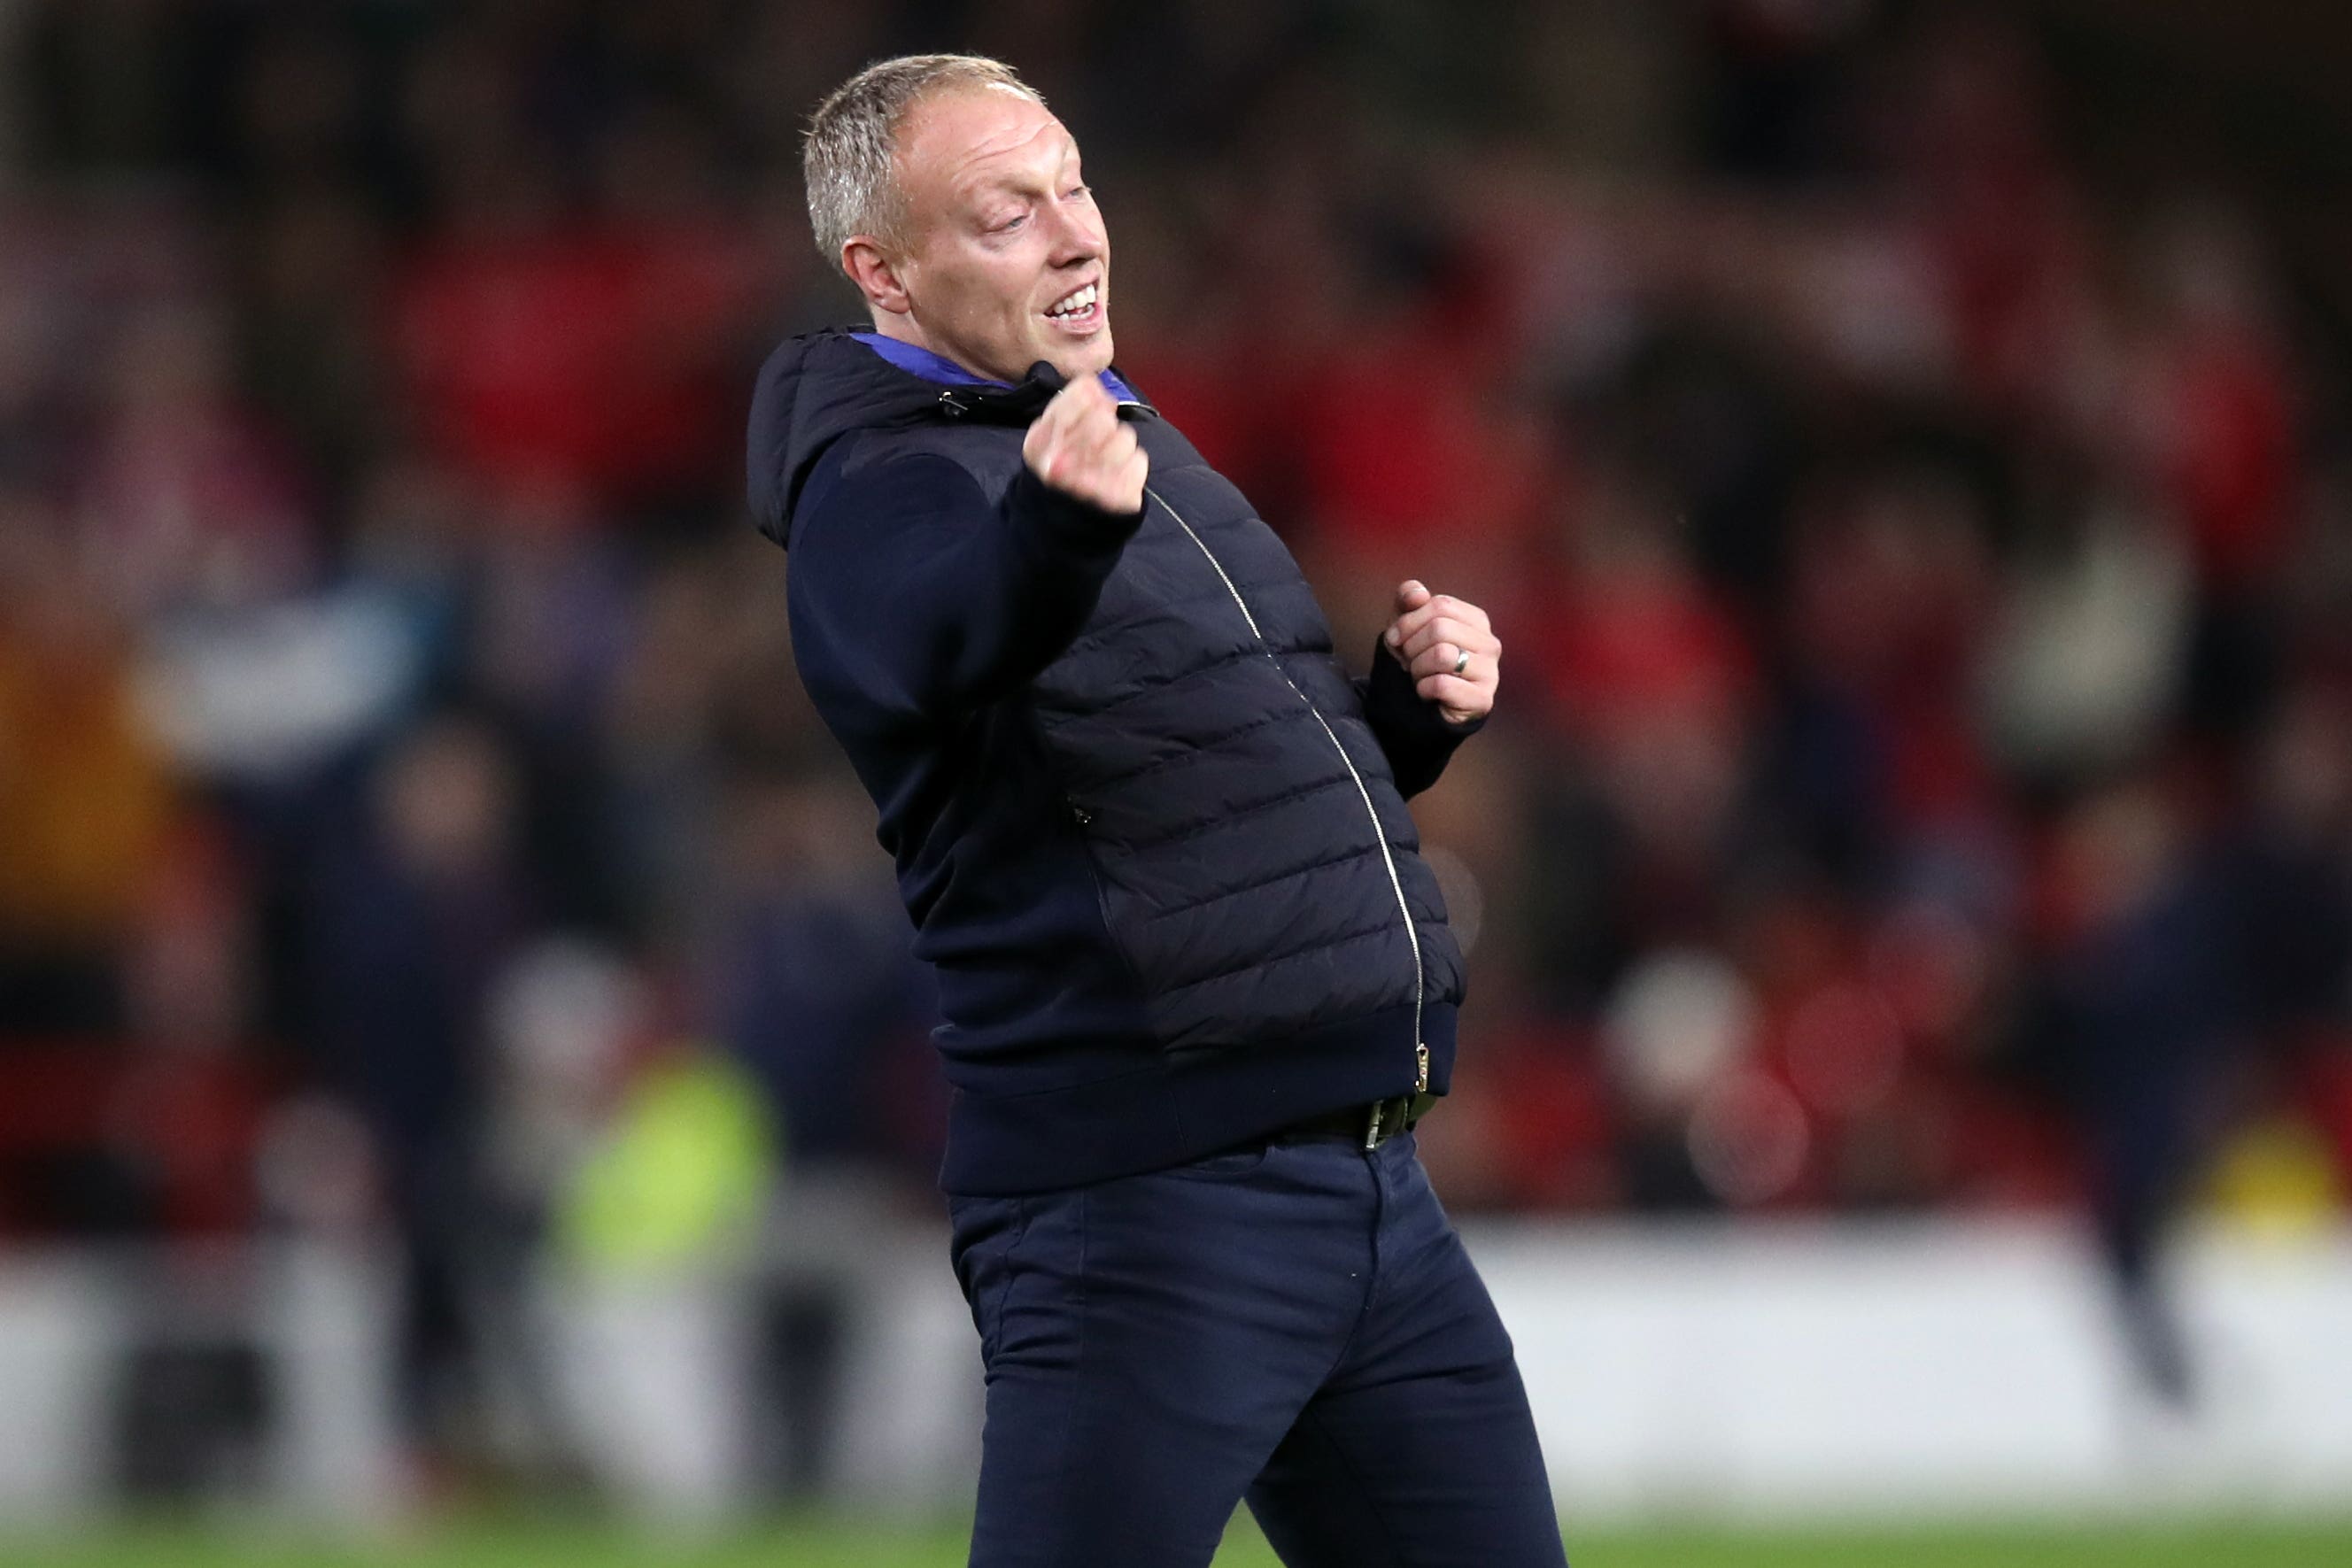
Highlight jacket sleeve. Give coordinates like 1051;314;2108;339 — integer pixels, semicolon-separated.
1354;636;1483;799
785;448;1143;724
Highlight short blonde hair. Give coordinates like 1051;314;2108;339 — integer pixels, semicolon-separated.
802;54;1044;267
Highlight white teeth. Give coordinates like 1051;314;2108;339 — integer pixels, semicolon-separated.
1048;282;1097;318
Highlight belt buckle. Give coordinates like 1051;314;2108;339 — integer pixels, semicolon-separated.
1360;1093;1412;1151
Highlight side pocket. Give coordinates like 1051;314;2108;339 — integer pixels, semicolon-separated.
947;1193;1027;1366
1157;1140;1277;1181
1065;797;1152;994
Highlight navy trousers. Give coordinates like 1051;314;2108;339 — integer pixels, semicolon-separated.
948;1129;1570;1567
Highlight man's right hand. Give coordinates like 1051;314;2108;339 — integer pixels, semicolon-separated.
1023;373;1148;514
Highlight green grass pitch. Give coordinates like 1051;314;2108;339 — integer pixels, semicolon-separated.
4;1512;2351;1567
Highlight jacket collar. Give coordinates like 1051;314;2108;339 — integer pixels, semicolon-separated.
852;333;1147;423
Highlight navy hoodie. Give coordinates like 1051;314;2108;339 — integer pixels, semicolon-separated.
747;328;1478;1193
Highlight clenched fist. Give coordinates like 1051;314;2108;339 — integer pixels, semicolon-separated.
1382;580;1500;726
1024;373;1148;515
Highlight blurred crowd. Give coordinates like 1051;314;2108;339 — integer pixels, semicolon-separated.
5;0;2352;1454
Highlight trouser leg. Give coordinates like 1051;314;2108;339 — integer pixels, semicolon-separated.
951;1145;1376;1568
1246;1136;1569;1568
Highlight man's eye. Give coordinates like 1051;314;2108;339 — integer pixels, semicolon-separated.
993;213;1027;233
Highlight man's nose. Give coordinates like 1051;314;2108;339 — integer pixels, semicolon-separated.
1041;201;1102;263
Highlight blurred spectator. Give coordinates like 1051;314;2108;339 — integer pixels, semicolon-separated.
2031;775;2232;1409
300;714;532;1464
0;497;175;1033
708;775;940;1180
73;303;317;620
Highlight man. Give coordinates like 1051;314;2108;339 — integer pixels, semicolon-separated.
747;53;1564;1568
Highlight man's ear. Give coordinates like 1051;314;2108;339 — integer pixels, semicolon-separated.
842;236;913;317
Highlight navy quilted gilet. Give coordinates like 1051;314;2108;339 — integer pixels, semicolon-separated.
748;329;1475;1193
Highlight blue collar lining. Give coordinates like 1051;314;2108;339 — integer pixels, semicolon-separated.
854;332;1137;403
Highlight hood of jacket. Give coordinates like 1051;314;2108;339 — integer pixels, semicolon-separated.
745;327;1084;548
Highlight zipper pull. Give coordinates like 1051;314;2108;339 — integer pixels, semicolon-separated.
1414;1042;1429;1093
938;389;970;418
1067;799;1094;828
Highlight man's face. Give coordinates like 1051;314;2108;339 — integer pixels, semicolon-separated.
881;88;1111;385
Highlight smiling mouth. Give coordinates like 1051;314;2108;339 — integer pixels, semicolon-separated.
1043;281;1102;330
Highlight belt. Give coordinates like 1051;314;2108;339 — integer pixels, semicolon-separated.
1277;1091;1435;1151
